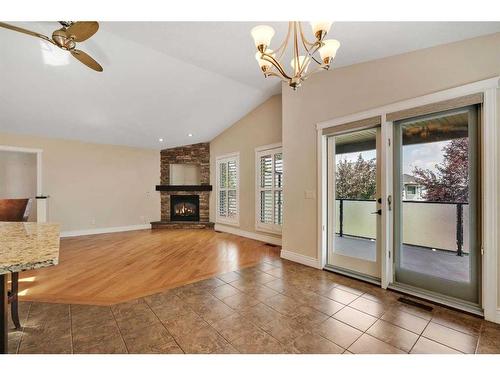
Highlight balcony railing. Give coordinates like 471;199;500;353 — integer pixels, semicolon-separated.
335;198;468;256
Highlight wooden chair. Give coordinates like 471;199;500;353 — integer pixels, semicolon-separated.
0;198;33;330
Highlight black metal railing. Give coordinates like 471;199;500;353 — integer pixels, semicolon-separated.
335;198;467;256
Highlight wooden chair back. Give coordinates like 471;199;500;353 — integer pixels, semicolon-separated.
0;198;33;222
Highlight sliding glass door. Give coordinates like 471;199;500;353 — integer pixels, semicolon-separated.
326;127;382;279
393;106;480;304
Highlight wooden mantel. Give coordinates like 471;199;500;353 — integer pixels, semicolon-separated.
155;185;212;192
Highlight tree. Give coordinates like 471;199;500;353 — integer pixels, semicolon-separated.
336;154;376;199
412;138;469;202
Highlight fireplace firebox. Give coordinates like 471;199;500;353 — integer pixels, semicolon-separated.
170;195;200;222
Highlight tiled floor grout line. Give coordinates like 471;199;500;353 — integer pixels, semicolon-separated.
143;299;186;354
207;280;281;352
109;306;130;354
189;307;234;354
68;305;74;354
407;318;432;354
212;268;309;351
309;288;426;353
474;321;484;354
427;318;480;338
14;301;32;354
173;280;238;353
334;295;390;353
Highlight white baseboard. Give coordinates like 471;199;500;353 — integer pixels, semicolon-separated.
214;223;282;246
493;308;500;324
280;249;321;269
61;224;151;238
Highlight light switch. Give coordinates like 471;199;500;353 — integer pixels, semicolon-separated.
304;190;316;199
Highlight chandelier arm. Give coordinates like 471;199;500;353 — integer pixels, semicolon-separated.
298;44;326;77
300;65;324;81
262;53;292;80
307;41;324;66
298;22;316;47
300;35;323;66
264;71;289;83
298;55;311;77
297;41;320;77
274;21;292;61
293;22;301;76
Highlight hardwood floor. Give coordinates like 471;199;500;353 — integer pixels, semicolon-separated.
17;229;280;305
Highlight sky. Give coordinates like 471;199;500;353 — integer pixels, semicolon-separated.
336;140;450;175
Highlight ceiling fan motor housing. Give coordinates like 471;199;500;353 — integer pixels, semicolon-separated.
52;29;76;50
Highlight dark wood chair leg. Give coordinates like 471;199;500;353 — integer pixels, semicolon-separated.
1;274;8;354
9;273;20;330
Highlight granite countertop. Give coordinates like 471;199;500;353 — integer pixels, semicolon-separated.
0;222;60;274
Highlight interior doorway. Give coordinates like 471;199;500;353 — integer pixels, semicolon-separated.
0;146;45;222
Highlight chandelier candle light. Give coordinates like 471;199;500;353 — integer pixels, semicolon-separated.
251;21;340;90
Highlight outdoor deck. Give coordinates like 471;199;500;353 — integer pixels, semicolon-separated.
334;235;470;283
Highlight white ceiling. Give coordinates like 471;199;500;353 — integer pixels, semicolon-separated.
1;22;499;149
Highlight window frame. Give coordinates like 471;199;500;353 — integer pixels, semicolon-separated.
255;143;283;234
215;152;240;226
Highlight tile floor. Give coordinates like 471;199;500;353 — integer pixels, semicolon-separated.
8;258;500;354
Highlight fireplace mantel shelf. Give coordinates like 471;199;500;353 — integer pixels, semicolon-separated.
155;185;212;192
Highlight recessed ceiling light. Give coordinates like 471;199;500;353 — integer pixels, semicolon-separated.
188;133;193;137
159;138;164;142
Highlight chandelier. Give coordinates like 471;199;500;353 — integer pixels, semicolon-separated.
251;22;340;90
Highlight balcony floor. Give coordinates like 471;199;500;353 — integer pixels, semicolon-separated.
333;235;470;283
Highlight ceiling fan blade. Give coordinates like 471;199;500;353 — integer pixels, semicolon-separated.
0;22;53;44
70;49;103;72
65;21;99;42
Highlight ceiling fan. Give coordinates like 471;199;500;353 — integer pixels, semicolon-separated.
0;21;103;72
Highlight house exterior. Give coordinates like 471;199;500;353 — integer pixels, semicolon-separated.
403;173;425;200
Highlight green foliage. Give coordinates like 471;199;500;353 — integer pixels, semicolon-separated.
336;154;376;199
412;138;469;202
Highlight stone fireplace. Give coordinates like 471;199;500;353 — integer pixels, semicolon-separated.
151;142;213;229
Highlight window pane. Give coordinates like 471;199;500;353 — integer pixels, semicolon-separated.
260;190;273;223
332;128;377;262
274;152;283;188
219;162;227;188
399;110;472;284
260;155;273;188
219;190;227;217
228;190;237;217
228;160;237;188
274;190;283;225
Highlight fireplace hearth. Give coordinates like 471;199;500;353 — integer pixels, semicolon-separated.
170;195;200;222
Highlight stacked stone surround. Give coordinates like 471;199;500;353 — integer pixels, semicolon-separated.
160;143;210;186
154;142;213;229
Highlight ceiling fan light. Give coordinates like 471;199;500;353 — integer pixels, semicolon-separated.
251;25;275;52
319;39;341;63
310;21;333;39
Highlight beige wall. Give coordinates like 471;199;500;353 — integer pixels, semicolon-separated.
210;95;282;238
0;132;160;232
0;150;37;221
281;33;500;302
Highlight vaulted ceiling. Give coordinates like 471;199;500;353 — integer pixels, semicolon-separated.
1;22;499;149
